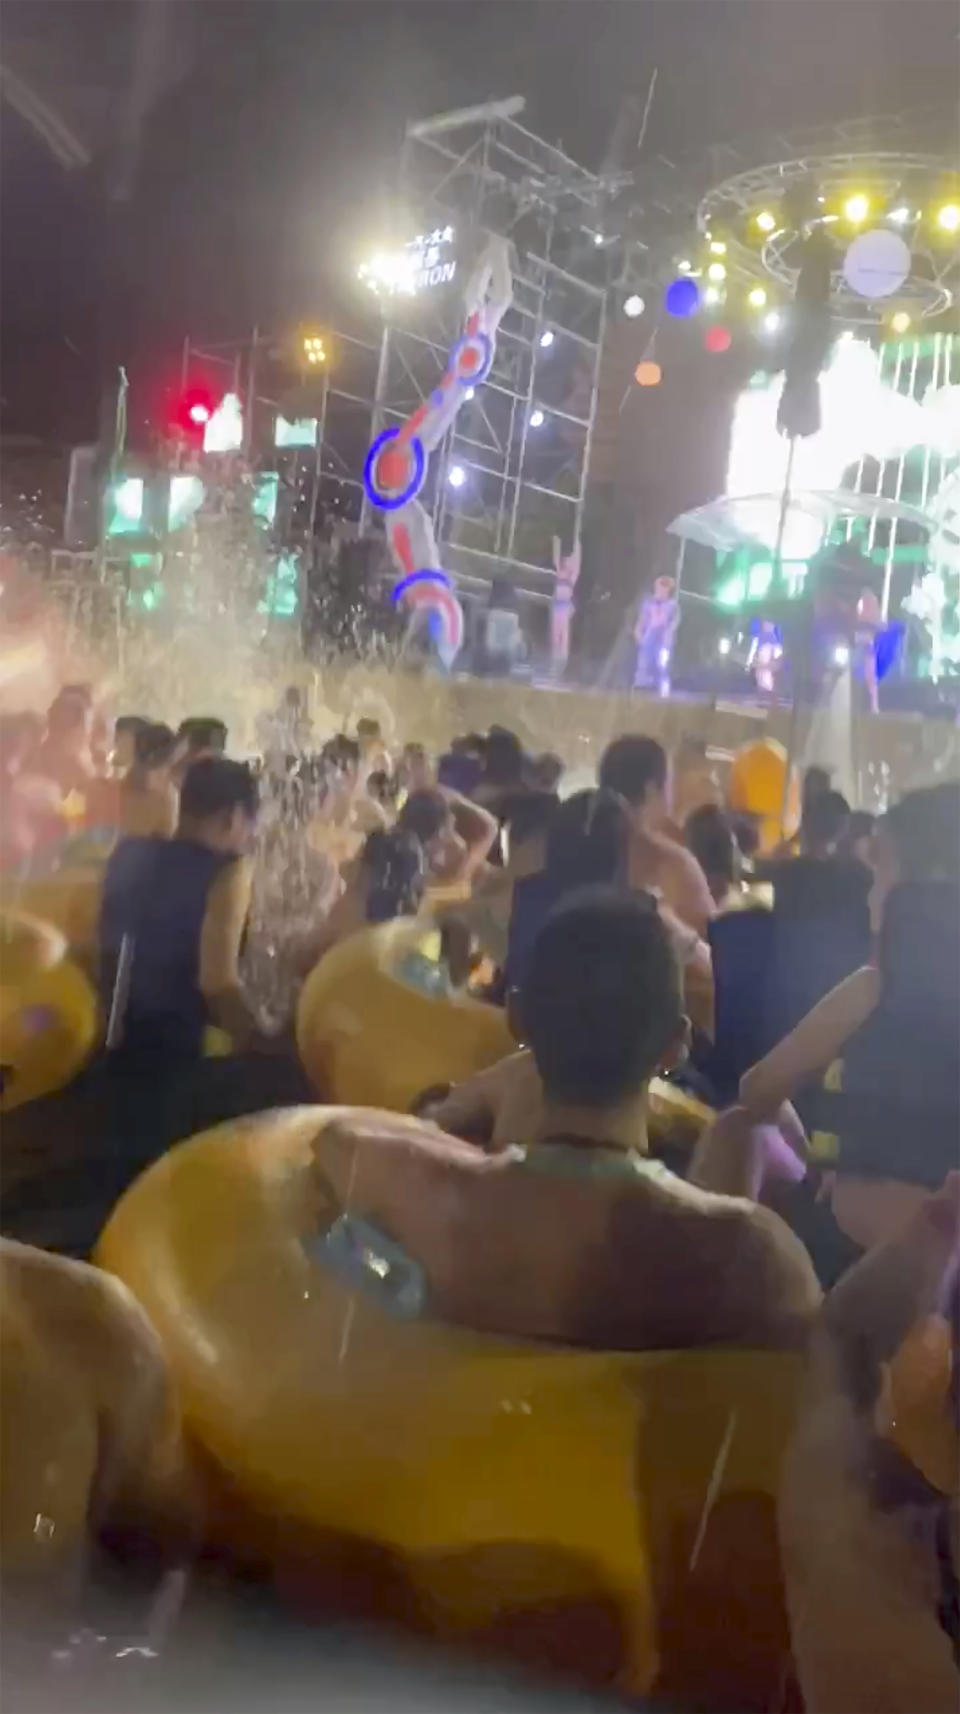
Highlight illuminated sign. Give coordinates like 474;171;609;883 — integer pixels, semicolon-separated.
358;226;457;297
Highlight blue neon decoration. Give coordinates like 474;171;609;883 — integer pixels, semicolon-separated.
664;277;700;318
362;428;426;512
451;330;493;386
391;568;452;604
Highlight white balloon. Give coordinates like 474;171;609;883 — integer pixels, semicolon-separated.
842;228;912;300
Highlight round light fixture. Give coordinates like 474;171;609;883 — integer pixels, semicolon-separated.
890;310;912;334
529;408;545;428
844;193;869;224
842;228;911;300
747;286;767;308
707;261;726;282
704;326;732;354
709;239;727;256
539;329;555;349
623;293;645;318
634;361;662;387
448;464;466;489
937;203;960;234
755;210;776;233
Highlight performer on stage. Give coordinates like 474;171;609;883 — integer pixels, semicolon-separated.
633;576;679;696
852;587;881;715
747;616;784;699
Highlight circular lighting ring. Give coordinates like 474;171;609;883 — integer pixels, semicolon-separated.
392;569;464;658
451;330;493;386
363;427;426;511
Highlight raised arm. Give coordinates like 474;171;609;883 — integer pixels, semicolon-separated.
739;965;881;1118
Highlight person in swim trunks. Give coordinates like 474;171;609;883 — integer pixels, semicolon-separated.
317;889;820;1351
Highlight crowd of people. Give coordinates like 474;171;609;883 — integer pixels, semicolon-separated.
2;676;959;1708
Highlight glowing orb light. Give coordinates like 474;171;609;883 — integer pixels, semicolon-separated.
842;228;912;300
448;464;466;489
529;408;545;428
891;310;912;334
623;293;645;318
707;261;727;282
539;329;555;349
755;210;777;233
664;277;699;318
635;361;662;387
844;194;870;223
747;286;767;308
709;239;727;256
937;203;960;234
704;325;732;354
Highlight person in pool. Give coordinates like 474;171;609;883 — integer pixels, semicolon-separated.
318;890;820;1350
598;734;715;934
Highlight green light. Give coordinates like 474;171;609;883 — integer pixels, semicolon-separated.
105;477;144;536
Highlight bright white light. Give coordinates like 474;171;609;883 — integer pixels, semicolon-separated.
832;644;851;667
529;409;545;428
889;206;911;225
717;636;732;656
464;387;475;400
593;232;605;247
114;478;144;522
677;259;693;274
703;285;721;306
358;248;418;297
539;329;555;349
623;294;645;318
763;311;781;333
203;392;243;454
747;286;767;308
448;464;466;489
658;648;670;668
709;239;727;256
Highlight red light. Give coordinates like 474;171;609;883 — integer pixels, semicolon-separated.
174;386;217;437
705;326;732;354
188;400;211;426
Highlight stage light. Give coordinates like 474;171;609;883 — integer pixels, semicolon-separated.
593;232;605;247
707;261;726;282
464;387;475;400
703;285;721;306
634;361;662;387
717;636;732;656
529;408;545;428
747;286;767;308
763;311;781;333
302;334;327;367
174;385;216;439
539;329;555;348
676;258;693;273
623;293;645;318
709;239;727;256
936;203;960;233
755;210;776;233
704;325;732;354
664;277;700;318
448;464;466;488
890;310;911;334
188;400;211;425
844;194;869;223
832;644;851;668
889;206;911;225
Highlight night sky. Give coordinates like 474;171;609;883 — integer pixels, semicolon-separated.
2;0;958;446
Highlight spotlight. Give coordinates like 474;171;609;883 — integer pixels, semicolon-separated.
747;286;767;308
593;232;606;247
937;203;960;234
703;285;721;306
832;643;851;668
755;210;776;233
889;206;911;225
464;387;475;400
529;409;545;428
763;310;781;333
891;310;911;334
717;636;732;656
623;293;645;318
448;464;466;489
707;261;726;282
844;194;869;223
539;329;555;349
709;239;727;256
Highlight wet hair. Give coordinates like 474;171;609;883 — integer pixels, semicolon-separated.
321;734;361;774
528;752;565;793
801;765;832;812
359;829;425;923
452;732;487;759
504;791;560;850
684;804;738;894
545;788;630;889
177;717;228;756
483;727;525;788
179;757;258;824
356;717;381;740
398;787;451;845
800;788;851;853
884;782;960;884
598;734;668;805
132;721;176;771
114;715;149;739
839;809;875;856
521;888;683;1106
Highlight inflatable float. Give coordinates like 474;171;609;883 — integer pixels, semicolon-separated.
98;1109;800;1706
0;913;98;1110
727;738;800;854
0;865;103;972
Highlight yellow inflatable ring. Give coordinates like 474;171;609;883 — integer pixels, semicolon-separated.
0;866;103;970
98;1110;799;1705
297;920;514;1110
727;737;800;854
0;912;99;1110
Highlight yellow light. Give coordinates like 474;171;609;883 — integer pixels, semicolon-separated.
844;194;869;223
890;311;911;335
709;239;727;256
755;210;776;233
707;261;726;282
747;286;767;308
936;202;960;234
